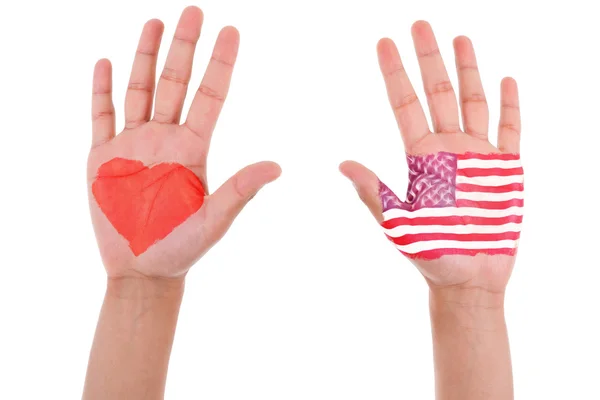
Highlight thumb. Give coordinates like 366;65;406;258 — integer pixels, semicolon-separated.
203;161;281;233
339;160;390;223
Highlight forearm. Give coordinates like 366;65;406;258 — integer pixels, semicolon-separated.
429;287;513;400
83;276;185;400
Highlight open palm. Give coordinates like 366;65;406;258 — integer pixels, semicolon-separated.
341;22;522;292
88;7;280;279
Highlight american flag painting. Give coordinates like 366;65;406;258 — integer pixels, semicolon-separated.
380;152;524;259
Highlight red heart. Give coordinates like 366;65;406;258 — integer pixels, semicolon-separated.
92;158;205;256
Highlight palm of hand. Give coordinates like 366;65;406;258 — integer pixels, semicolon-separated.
341;22;522;291
88;8;279;278
407;134;515;291
88;123;212;278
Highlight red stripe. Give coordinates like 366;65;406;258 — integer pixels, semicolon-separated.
381;215;523;229
456;167;523;177
456;199;524;209
401;247;517;260
456;152;520;160
456;183;524;193
387;232;520;245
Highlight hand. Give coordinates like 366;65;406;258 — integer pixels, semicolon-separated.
340;21;522;295
88;7;281;279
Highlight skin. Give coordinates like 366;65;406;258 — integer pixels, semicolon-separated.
340;21;520;400
83;7;280;399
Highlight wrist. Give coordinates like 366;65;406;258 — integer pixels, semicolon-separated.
85;276;184;399
106;275;185;301
429;286;506;331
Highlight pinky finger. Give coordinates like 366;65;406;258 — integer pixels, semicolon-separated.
497;77;521;154
91;59;116;148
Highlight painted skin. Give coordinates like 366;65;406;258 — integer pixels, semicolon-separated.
378;151;523;260
92;158;205;256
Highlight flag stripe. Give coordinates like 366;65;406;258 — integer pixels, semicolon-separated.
401;248;517;259
381;215;523;229
388;232;521;245
456;159;523;169
455;199;524;209
384;222;522;236
456;183;524;193
395;239;518;254
456;153;520;160
383;206;524;219
455;191;524;201
456;167;524;177
381;153;522;258
455;175;524;186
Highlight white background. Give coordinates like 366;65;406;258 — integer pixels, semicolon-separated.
1;0;599;398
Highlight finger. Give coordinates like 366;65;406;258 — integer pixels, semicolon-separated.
411;21;460;133
124;19;164;129
185;26;239;144
377;38;430;151
202;161;281;234
339;161;384;223
91;59;115;148
153;6;203;124
453;36;489;139
497;77;521;153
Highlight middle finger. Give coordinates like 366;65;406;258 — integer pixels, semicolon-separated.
411;21;460;134
153;6;203;124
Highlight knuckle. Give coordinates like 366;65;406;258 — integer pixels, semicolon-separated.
198;85;225;103
183;122;201;138
136;49;158;57
458;64;479;72
499;123;521;135
152;109;173;123
210;56;234;68
392;93;419;111
462;93;487;105
232;174;247;200
127;82;153;93
427;80;454;97
417;48;441;58
160;68;189;85
502;103;520;111
124;119;145;129
464;125;488;139
436;126;461;134
174;35;198;46
384;65;406;78
92;110;114;121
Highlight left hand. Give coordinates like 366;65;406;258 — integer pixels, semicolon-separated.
340;21;522;294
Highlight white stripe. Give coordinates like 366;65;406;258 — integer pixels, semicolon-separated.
455;174;524;187
455;191;524;201
383;206;523;220
396;240;518;254
457;159;522;169
384;223;522;237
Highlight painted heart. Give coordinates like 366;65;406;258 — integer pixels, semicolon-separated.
92;158;205;256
